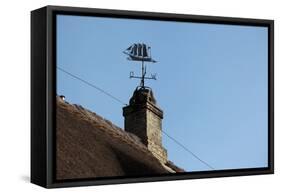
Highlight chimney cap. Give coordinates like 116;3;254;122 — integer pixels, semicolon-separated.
129;87;156;105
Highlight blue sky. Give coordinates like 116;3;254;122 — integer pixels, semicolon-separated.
57;14;268;172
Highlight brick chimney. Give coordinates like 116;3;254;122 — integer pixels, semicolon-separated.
123;87;167;163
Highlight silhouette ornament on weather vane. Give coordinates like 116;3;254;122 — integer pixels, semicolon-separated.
123;43;157;89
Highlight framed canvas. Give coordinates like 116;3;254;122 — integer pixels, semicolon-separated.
31;5;274;188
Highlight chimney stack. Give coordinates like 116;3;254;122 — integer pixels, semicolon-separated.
123;87;167;163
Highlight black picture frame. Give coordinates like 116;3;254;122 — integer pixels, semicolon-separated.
31;5;274;188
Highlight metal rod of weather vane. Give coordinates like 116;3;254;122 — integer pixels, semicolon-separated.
141;60;145;88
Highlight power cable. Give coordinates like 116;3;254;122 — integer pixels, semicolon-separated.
57;66;127;106
58;66;214;170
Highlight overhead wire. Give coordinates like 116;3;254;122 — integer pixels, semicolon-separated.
58;66;127;106
58;66;214;170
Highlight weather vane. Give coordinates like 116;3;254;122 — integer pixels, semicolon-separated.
123;43;157;88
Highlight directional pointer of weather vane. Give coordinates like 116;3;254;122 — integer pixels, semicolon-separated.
123;43;157;88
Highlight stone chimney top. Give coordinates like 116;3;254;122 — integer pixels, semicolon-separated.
123;87;167;163
129;88;156;105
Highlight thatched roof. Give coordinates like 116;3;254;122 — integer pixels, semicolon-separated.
56;97;184;180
